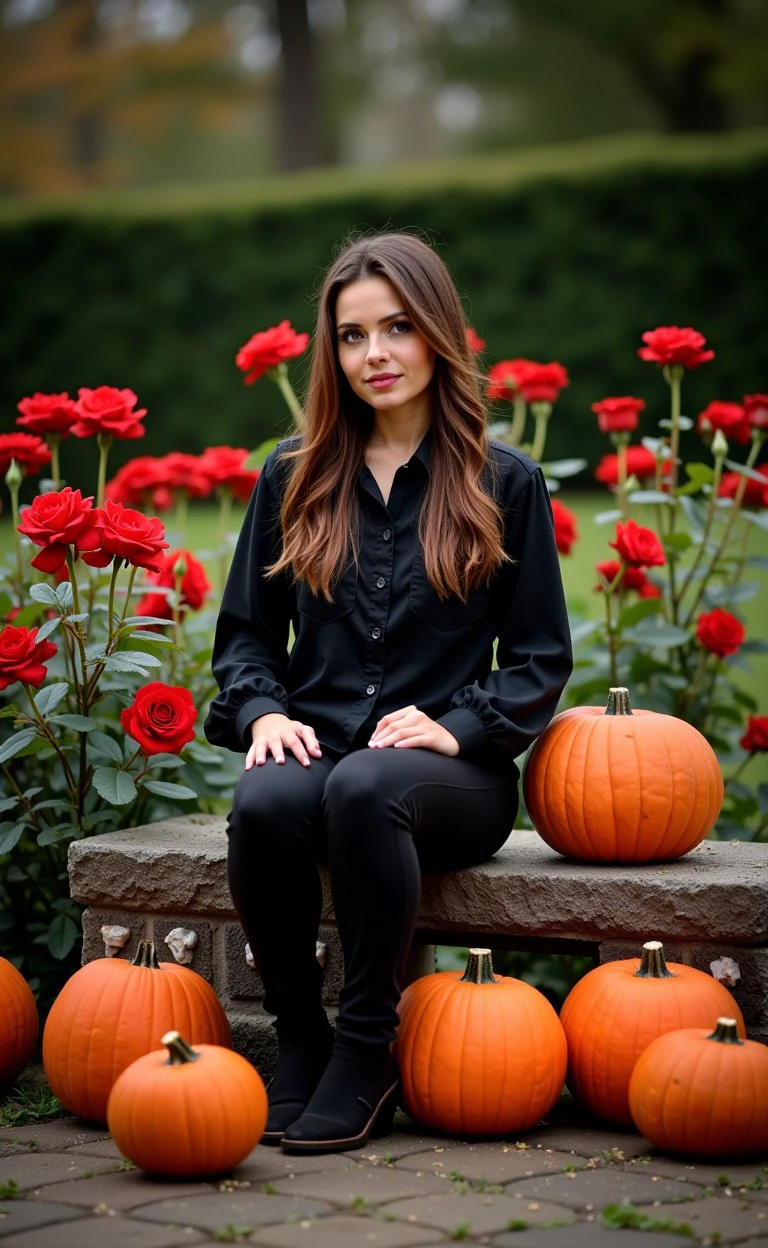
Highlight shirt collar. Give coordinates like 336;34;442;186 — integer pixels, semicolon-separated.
411;423;433;475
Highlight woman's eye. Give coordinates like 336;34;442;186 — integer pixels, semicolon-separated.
340;329;363;344
390;320;411;334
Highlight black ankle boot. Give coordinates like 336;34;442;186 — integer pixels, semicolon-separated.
280;1048;399;1154
262;1025;334;1146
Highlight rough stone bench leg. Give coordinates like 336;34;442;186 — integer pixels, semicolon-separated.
69;815;768;1077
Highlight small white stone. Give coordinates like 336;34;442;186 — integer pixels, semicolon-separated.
316;940;327;967
101;925;130;957
710;956;741;986
164;927;198;965
245;942;256;968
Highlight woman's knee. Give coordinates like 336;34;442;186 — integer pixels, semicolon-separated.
228;758;322;845
323;750;384;822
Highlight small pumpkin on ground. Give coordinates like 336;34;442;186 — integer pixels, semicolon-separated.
43;939;230;1122
0;957;38;1088
394;947;567;1136
108;1030;267;1176
628;1018;768;1158
560;941;746;1126
523;686;723;862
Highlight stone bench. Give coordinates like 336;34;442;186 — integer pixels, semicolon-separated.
68;815;768;1074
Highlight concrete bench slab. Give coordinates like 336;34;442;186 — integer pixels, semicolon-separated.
68;815;768;1070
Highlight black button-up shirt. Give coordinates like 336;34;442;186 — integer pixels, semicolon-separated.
204;429;573;765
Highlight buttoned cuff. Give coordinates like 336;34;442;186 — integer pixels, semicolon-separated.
436;707;488;755
235;697;290;750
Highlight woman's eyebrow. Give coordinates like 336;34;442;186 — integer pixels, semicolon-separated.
336;311;408;330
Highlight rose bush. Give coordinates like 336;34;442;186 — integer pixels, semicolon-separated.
0;357;300;1004
486;324;767;841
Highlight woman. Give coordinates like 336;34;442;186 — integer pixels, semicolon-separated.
204;232;573;1155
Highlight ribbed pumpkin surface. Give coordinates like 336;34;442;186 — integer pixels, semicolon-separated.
523;697;723;862
395;965;567;1136
0;957;38;1088
629;1023;768;1157
561;951;745;1126
43;948;230;1122
108;1038;267;1176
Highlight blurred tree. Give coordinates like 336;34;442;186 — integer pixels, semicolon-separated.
494;0;768;132
276;0;324;169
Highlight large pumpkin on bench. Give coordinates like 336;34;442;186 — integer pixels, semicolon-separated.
394;948;567;1135
523;686;722;863
43;940;230;1122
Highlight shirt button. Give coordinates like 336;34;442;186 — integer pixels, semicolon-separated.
383;529;392;541
371;627;381;640
366;684;376;696
376;576;386;589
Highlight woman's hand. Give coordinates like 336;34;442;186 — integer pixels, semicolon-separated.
368;706;460;756
246;713;323;770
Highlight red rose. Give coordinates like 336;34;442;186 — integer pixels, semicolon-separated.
71;387;147;440
638;326;714;369
697;401;751;446
609;519;665;569
0;625;58;690
594;560;653;594
696;608;745;659
718;468;768;509
155;452;212;499
16;392;78;438
0;433;52;480
591;396;645;435
595;445;657;487
198;446;260;502
121;681;197;756
516;361;569;404
551;498;578;555
486;359;535;403
236;321;310;385
105;457;166;507
17;486;108;574
95;500;169;572
739;715;768;753
744;394;768;431
135;550;212;621
466;327;485;353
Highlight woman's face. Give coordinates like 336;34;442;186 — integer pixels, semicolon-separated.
335;276;436;420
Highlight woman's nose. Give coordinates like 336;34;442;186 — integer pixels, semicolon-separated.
366;335;390;363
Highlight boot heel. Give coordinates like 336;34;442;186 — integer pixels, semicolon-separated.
369;1082;399;1139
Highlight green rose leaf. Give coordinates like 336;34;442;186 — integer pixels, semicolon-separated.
0;730;38;765
47;913;80;959
33;683;70;719
29;583;60;607
0;823;25;854
143;780;197;800
92;767;137;806
89;732;125;763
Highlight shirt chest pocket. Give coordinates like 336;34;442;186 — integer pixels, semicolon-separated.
408;554;489;632
296;565;357;623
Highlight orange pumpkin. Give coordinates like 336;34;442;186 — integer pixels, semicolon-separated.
108;1030;267;1176
523;686;723;862
394;948;567;1136
0;958;38;1088
43;940;230;1122
629;1018;768;1157
560;941;746;1126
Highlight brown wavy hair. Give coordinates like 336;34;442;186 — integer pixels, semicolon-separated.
269;232;508;601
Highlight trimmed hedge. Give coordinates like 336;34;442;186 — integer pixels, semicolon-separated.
2;130;767;484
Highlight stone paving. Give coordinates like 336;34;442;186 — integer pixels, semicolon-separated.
0;1094;766;1248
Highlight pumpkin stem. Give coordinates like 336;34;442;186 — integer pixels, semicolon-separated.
605;687;633;716
460;948;498;984
707;1017;743;1046
635;940;675;979
131;939;160;970
162;1031;200;1065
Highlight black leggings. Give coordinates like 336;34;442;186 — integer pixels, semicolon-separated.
226;745;519;1054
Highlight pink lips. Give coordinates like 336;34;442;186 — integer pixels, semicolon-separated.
367;374;400;390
